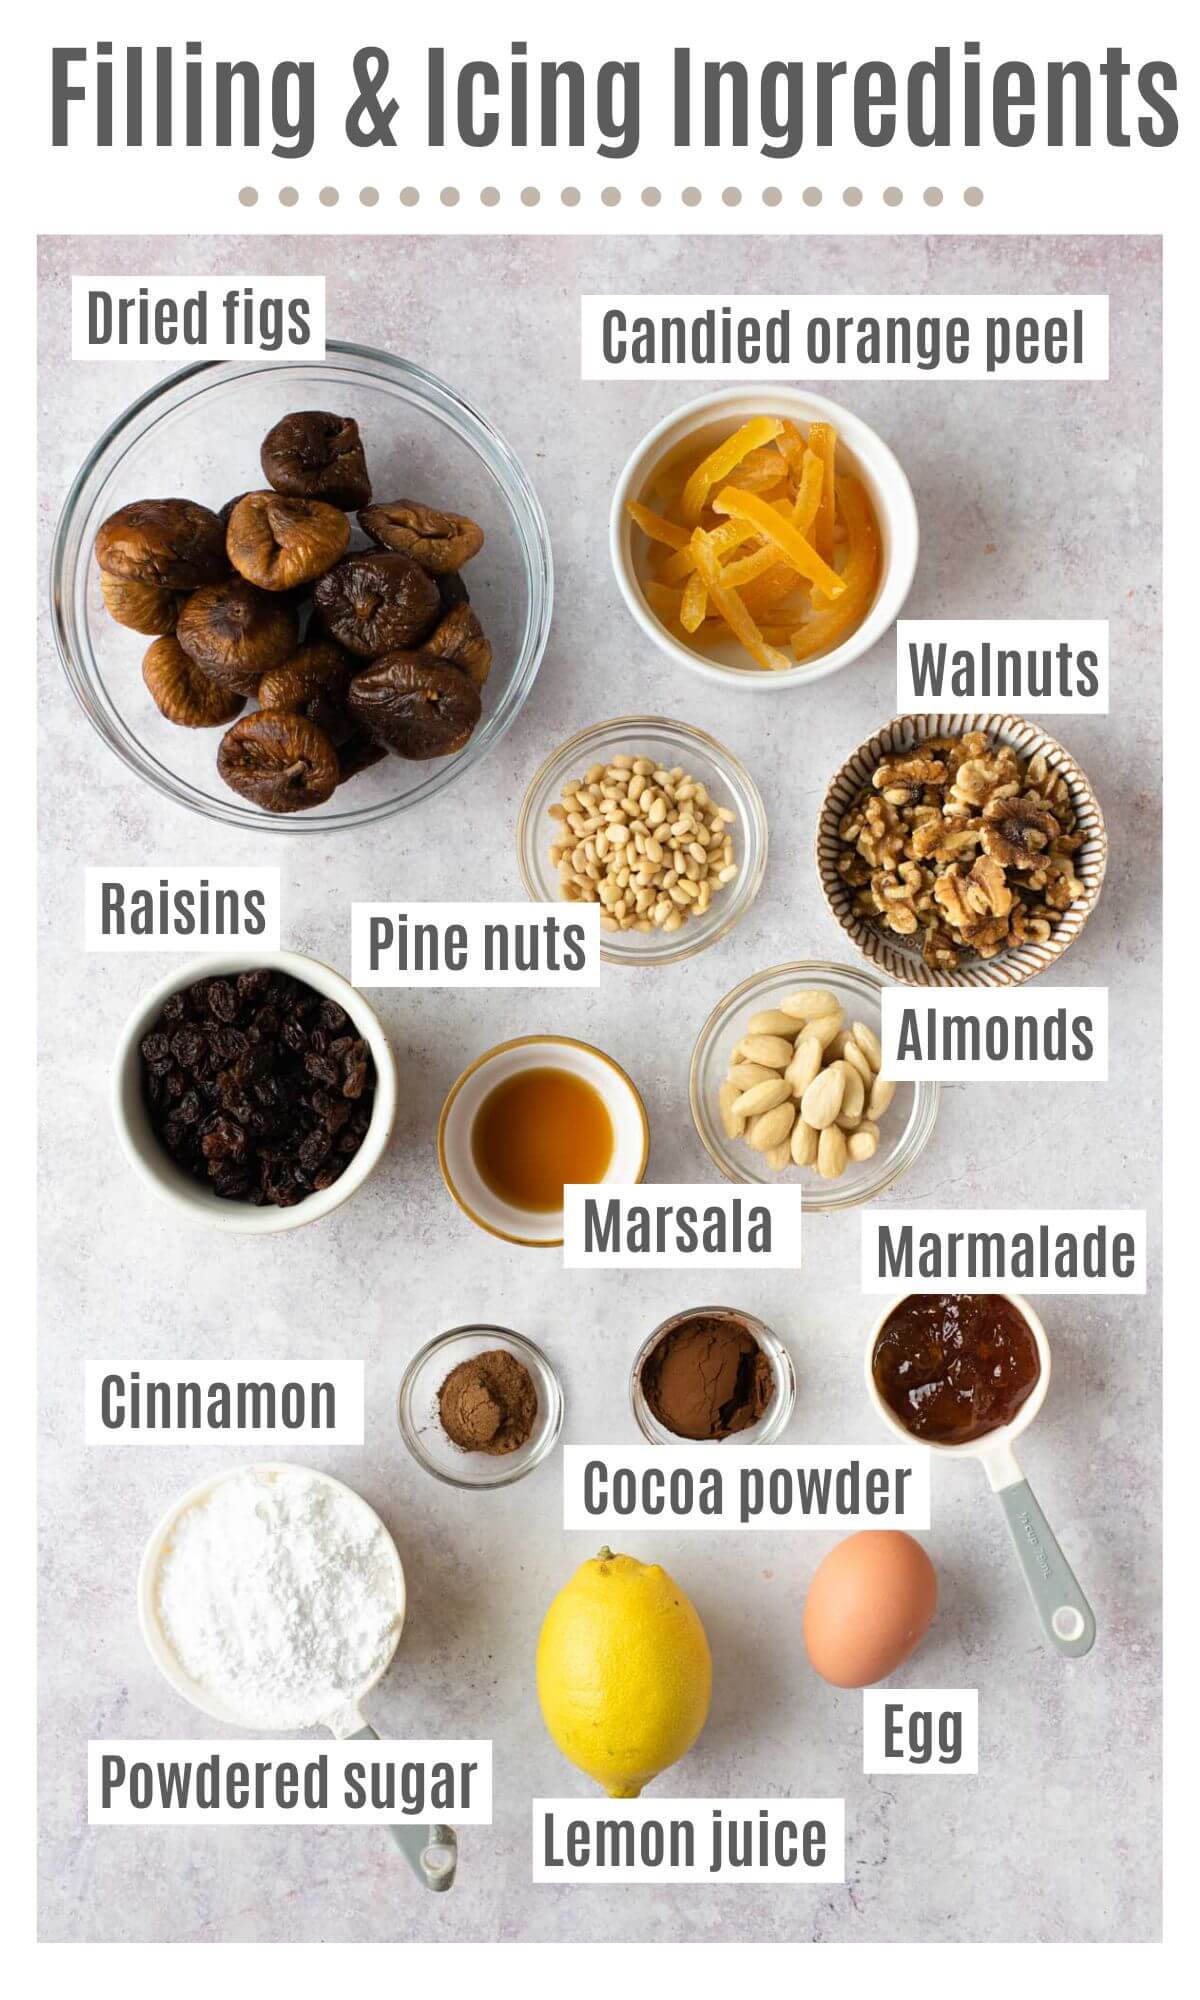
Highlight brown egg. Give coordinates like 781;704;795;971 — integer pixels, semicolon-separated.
803;1531;937;1688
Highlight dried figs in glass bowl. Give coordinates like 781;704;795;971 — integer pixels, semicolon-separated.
112;951;398;1233
52;343;552;831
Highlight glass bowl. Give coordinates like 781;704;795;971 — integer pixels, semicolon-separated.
629;1307;796;1446
51;341;553;831
396;1325;564;1490
516;715;768;965
689;959;939;1212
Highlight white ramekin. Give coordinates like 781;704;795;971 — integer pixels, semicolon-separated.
609;386;919;691
111;950;398;1233
437;1034;649;1248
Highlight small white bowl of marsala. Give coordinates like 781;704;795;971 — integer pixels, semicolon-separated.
437;1034;648;1247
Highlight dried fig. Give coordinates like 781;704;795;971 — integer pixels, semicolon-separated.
217;710;339;813
177;579;298;694
257;640;355;747
337;730;389;784
99;571;185;636
437;571;470;611
424;602;492;687
94;498;227;588
226;491;350;591
142;636;246;728
358;498;484;573
314;550;440;658
260;411;371;509
347;652;481;759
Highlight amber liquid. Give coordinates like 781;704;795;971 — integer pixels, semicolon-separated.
471;1066;614;1213
871;1293;1041;1446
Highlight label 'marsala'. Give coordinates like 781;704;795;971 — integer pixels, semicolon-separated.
563;1184;801;1269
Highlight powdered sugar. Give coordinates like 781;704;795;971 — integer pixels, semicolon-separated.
155;1466;401;1728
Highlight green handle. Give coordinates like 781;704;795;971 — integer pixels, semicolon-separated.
346;1725;457;1892
995;1478;1096;1659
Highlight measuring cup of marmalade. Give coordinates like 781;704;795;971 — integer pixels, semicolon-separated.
865;1293;1095;1659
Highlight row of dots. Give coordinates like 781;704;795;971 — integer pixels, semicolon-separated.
241;184;984;210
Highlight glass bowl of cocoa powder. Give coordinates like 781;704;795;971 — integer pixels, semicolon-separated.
397;1325;564;1488
630;1307;795;1447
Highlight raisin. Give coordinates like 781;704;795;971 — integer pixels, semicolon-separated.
237;968;272;1006
136;968;377;1210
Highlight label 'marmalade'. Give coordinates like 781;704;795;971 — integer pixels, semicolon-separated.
861;1209;1146;1293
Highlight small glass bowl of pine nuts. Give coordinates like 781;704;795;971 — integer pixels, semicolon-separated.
689;960;940;1211
517;716;768;965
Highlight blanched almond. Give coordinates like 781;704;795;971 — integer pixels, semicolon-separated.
747;1008;802;1038
806;1009;846;1053
842;1040;874;1088
764;1140;793;1171
780;988;840;1020
847;1127;879;1162
732;1078;791;1119
747;1102;796;1152
727;1061;780;1091
867;1075;896;1119
784;1034;823;1098
719;1080;744;1139
835;1060;865;1122
817;1126;848;1179
800;1065;846;1130
738;1034;795;1068
851;1021;883;1072
790;1118;819;1166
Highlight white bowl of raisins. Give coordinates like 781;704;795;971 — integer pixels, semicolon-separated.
112;950;398;1232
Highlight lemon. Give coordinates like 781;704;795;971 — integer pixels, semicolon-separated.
536;1547;712;1798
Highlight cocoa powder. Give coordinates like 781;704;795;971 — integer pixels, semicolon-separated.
438;1348;538;1456
640;1310;775;1441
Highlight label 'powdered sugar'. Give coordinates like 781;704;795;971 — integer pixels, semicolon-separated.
155;1466;401;1729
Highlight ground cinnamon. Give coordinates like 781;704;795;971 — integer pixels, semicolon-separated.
437;1348;538;1455
640;1310;775;1441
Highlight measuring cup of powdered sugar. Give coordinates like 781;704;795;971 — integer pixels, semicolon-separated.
137;1462;457;1891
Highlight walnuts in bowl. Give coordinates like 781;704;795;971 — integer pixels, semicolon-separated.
834;729;1091;971
92;407;494;816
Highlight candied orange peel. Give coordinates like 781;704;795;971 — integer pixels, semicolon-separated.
626;411;882;672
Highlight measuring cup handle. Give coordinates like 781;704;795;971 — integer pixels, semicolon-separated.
994;1478;1096;1659
346;1726;458;1892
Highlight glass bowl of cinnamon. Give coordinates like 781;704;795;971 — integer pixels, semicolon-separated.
397;1324;564;1489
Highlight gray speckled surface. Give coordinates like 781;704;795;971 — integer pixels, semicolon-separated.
38;234;1161;1943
